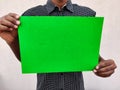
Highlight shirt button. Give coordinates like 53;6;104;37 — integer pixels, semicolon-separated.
60;73;63;75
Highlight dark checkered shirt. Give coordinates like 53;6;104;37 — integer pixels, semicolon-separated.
22;0;96;90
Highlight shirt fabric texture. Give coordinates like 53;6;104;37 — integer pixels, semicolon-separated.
22;0;96;90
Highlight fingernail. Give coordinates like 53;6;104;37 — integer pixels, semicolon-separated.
96;66;99;69
16;15;19;19
14;25;18;29
9;28;13;31
16;21;20;25
93;70;97;73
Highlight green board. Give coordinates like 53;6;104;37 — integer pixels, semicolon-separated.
18;16;104;73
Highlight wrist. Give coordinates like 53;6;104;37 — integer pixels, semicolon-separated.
99;56;105;62
8;36;20;60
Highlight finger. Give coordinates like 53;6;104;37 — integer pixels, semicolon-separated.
8;13;20;19
96;70;115;77
4;15;20;25
96;64;116;73
0;24;10;32
1;19;18;29
97;60;114;69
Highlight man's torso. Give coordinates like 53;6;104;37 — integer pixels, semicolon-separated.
22;0;96;90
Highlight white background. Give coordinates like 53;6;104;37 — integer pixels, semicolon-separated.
0;0;120;90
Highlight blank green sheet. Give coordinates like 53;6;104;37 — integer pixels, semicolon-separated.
18;16;104;73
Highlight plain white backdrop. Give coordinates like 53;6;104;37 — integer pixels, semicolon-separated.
0;0;120;90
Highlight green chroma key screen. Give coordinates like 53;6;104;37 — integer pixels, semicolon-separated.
18;16;104;73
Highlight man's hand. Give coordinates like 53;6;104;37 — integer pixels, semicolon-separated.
94;58;117;77
0;13;20;44
0;13;20;60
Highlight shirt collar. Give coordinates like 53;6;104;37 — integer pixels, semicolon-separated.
46;0;74;14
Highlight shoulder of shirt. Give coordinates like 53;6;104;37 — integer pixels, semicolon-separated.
72;4;96;16
21;5;47;16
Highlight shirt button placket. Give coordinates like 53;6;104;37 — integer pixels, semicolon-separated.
57;9;64;16
59;73;64;90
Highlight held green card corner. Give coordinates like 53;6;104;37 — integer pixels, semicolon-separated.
18;16;104;73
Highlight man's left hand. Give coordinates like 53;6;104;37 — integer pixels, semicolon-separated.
93;59;117;77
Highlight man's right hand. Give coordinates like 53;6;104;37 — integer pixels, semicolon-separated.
0;13;20;44
0;13;21;60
